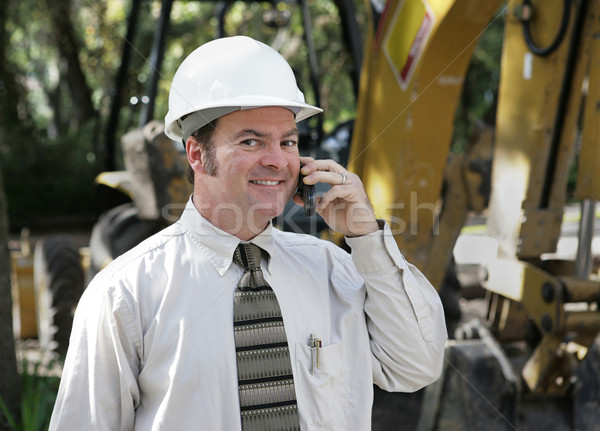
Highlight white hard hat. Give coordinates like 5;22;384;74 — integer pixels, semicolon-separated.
164;36;323;141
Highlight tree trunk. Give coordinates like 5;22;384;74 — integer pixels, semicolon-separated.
0;167;20;430
0;1;22;427
0;0;22;143
46;0;96;127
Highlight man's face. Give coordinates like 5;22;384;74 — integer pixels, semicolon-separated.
195;106;300;234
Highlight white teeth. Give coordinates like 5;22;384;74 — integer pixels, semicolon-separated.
252;180;279;186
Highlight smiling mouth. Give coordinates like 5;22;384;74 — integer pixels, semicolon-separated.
251;180;281;186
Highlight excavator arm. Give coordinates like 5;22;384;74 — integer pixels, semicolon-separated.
351;0;600;428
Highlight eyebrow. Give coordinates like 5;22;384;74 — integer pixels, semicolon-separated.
232;128;300;140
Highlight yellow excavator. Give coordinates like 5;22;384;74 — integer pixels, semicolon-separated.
352;0;600;428
10;0;600;428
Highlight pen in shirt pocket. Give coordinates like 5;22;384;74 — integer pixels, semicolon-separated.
308;333;322;374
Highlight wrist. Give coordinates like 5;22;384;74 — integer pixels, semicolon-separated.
346;219;381;238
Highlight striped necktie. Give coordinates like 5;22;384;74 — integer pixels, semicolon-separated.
232;243;301;430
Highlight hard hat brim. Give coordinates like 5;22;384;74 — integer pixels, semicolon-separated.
165;98;322;142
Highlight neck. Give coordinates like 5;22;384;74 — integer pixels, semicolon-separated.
192;194;269;241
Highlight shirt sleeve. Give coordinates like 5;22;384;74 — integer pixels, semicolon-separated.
345;220;447;392
49;276;142;431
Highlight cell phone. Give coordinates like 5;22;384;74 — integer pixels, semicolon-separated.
297;168;316;217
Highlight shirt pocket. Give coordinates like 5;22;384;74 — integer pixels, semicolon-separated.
295;342;347;430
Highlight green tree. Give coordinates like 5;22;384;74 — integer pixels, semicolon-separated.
452;10;505;152
0;0;365;229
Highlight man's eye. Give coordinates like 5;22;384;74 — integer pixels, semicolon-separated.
281;140;298;148
241;139;259;147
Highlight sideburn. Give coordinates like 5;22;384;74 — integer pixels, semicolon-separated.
202;144;218;176
188;119;220;183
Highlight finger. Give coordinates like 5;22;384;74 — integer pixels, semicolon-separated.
302;170;345;186
299;156;316;173
309;169;353;186
292;193;304;207
316;185;352;210
299;156;315;166
300;158;344;176
309;158;343;173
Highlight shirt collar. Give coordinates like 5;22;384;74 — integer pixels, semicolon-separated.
178;197;275;275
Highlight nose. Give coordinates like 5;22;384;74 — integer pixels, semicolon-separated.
259;144;289;169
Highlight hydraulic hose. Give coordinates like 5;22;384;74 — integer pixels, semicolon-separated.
540;0;588;208
522;0;571;57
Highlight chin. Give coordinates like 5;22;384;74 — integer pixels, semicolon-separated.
250;193;288;213
252;203;285;221
258;207;284;219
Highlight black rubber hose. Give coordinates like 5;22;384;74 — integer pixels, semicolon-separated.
540;0;588;208
522;0;572;57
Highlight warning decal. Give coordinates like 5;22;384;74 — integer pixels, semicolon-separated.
383;0;435;90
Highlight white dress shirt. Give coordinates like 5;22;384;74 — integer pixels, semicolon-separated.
50;199;447;430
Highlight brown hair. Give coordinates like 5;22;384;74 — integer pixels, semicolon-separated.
186;119;219;184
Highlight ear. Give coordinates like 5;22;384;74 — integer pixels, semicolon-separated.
186;137;207;175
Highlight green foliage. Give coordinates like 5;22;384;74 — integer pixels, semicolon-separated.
160;0;363;134
0;362;60;431
452;8;505;153
0;0;366;229
0;121;98;229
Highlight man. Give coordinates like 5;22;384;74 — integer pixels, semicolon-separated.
50;36;446;430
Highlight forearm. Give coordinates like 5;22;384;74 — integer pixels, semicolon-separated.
346;222;447;392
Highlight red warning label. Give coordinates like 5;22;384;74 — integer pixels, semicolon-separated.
383;0;435;90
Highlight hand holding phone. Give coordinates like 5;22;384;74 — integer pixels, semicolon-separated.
297;168;316;217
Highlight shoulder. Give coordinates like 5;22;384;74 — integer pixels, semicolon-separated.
89;222;186;290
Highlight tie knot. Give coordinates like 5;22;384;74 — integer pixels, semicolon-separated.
234;243;269;290
234;243;263;271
